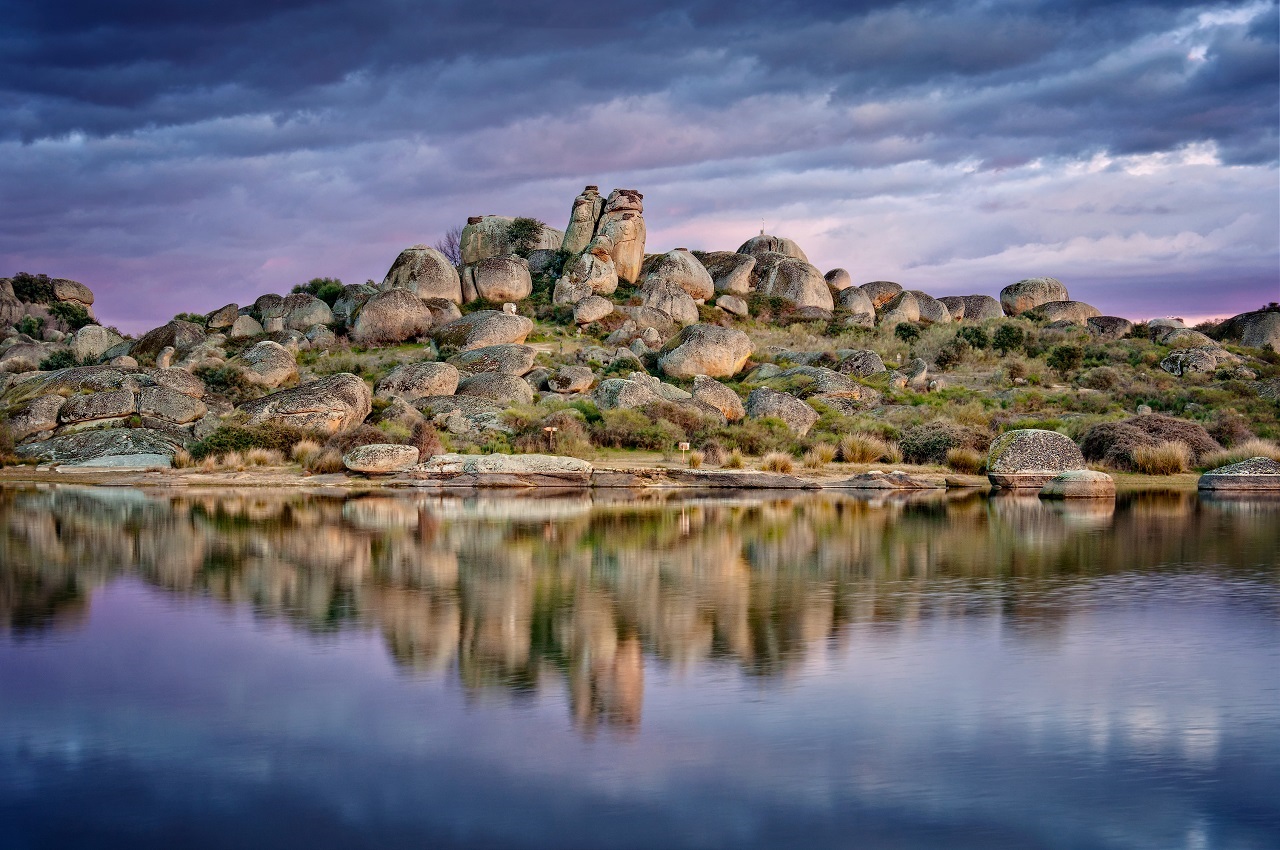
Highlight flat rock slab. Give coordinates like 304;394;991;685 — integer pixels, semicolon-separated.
1198;457;1280;491
410;453;593;488
988;472;1060;489
1039;469;1116;499
57;453;173;470
831;471;947;490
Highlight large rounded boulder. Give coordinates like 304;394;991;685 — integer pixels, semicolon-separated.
1198;457;1280;491
1027;300;1100;325
1000;277;1068;316
376;362;460;401
450;344;536;376
239;373;372;434
755;257;834;311
987;428;1087;488
658;324;753;379
382;245;463;304
745;388;819;436
643;249;714;300
467;256;533;303
131;319;205;362
859;280;903;309
280;293;333;331
431;310;533;351
343;444;420;474
1217;310;1280;353
640;279;699;326
230;340;298;388
698;252;756;295
352;288;434;345
960;295;1004;322
736;234;808;263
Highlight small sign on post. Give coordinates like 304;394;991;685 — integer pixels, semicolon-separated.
678;441;690;465
544;426;558;453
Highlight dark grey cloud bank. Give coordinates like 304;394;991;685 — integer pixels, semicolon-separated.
0;0;1275;330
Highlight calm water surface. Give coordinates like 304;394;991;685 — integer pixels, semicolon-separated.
0;484;1277;849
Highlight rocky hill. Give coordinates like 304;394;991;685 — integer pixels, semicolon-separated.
2;186;1278;478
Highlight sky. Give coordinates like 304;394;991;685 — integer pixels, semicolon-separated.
0;0;1276;333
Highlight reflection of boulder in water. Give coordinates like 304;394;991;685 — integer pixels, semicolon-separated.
1118;490;1195;518
366;586;461;675
343;497;421;531
1041;499;1116;529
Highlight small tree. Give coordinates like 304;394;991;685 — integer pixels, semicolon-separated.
505;217;546;258
956;325;989;349
894;322;921;344
993;323;1025;355
292;277;344;307
434;225;463;266
1047;344;1084;377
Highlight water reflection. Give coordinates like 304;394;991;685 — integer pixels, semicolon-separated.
1;485;1276;735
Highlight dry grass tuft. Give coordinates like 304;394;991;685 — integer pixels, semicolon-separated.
687;450;704;469
245;448;283;467
723;449;745;469
838;433;898;464
1131;440;1191;475
290;439;324;467
945;447;985;475
219;451;246;471
1198;438;1280;470
171;448;194;469
761;452;795;473
305;448;347;474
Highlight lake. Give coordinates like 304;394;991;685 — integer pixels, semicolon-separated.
0;484;1277;849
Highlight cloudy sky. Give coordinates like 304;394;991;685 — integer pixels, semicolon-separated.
1;0;1276;332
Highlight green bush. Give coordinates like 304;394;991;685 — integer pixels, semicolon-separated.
894;322;921;344
590;408;683;450
193;364;258;402
49;301;94;331
10;272;57;304
190;424;316;460
38;350;78;371
292;277;345;306
993;324;1024;355
15;316;43;337
956;326;990;349
505;218;546;257
933;338;971;370
1047;344;1084;377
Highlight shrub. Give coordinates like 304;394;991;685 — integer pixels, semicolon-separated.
410;421;445;459
1080;366;1121;391
1079;422;1159;471
838;433;895;463
194;364;258;402
761;452;795;473
49;302;94;330
10;272;57;304
292;277;345;307
714;417;797;456
591;408;683;451
1047;345;1084;377
1125;414;1220;461
724;449;745;469
1131;441;1191;475
696;439;725;466
945;447;985;474
172;312;207;327
956;326;990;350
38;350;77;371
933;338;971;370
15;316;44;337
505;217;547;257
1197;439;1280;470
894;322;921;344
323;424;392;456
899;421;988;465
1206;411;1255;447
687;450;705;469
190;424;315;460
993;324;1025;355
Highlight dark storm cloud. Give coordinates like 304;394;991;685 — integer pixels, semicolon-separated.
0;0;1275;329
